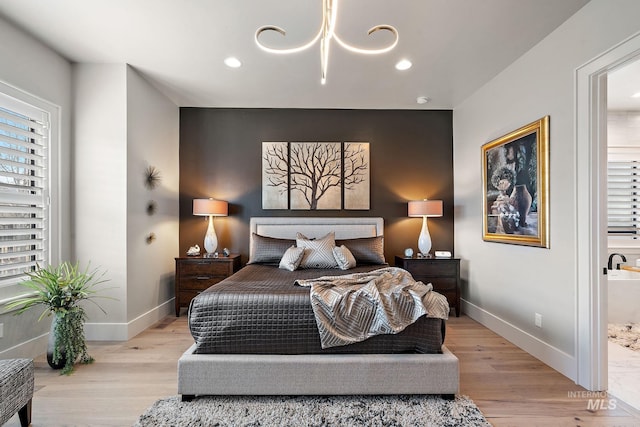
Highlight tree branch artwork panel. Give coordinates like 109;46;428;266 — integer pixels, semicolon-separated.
262;142;289;209
344;142;370;209
290;142;342;210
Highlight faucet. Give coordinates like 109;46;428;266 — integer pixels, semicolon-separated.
608;253;627;270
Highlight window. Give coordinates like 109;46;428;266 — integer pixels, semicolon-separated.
608;148;640;239
0;92;49;286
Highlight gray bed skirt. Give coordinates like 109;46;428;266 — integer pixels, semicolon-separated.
177;344;459;399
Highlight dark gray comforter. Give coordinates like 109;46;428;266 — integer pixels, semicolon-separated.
188;264;446;355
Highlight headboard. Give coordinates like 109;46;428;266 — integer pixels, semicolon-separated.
249;217;384;253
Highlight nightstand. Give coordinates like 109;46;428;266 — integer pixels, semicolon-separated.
174;254;241;316
395;256;461;317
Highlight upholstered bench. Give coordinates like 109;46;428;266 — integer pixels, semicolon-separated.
0;358;34;427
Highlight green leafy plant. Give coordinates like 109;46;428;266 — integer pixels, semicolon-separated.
5;262;110;375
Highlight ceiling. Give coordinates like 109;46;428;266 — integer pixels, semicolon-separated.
0;0;601;109
609;59;640;111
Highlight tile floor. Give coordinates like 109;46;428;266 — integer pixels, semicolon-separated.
608;340;640;411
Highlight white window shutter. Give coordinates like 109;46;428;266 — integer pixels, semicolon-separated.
608;149;640;239
0;95;49;284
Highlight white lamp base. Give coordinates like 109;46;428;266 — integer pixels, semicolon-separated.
417;216;432;256
203;215;218;254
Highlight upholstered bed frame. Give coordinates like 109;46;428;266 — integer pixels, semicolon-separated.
177;217;459;400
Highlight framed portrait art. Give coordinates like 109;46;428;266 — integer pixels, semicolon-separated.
482;116;549;248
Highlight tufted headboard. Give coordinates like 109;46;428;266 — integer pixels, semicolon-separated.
249;217;384;254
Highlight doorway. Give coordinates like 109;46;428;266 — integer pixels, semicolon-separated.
606;58;640;410
576;32;640;393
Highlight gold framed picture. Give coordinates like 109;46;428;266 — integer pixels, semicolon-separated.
482;116;549;248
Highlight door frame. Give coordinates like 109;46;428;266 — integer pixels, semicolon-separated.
576;32;640;390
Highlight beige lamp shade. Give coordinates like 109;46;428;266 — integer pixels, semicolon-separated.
408;199;443;217
193;198;228;216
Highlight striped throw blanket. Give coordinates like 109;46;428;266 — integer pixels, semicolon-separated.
295;266;449;349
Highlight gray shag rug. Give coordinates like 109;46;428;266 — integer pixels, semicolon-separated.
134;394;491;427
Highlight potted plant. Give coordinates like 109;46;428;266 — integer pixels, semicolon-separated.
5;262;109;375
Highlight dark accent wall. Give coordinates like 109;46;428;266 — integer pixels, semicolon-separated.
179;108;453;265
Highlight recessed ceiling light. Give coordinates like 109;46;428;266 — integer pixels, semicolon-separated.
416;96;430;104
224;57;242;68
632;92;640;98
395;59;412;71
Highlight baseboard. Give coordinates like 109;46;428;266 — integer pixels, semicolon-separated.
84;298;174;341
126;298;174;340
462;299;577;382
0;300;174;359
0;332;48;360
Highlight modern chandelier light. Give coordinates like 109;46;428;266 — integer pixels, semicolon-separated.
255;0;399;85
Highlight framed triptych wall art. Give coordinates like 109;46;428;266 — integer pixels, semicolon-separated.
262;141;370;210
262;142;289;209
290;142;341;210
344;142;370;210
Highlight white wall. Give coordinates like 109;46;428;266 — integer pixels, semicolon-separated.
73;64;129;329
74;64;179;340
609;111;640;148
0;16;72;357
453;0;640;381
125;66;179;335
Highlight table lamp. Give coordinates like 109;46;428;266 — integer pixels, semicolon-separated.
193;198;228;254
408;199;443;257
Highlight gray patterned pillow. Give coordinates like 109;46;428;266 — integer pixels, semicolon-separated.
297;232;338;269
248;233;296;264
333;245;357;270
335;236;385;264
279;246;305;271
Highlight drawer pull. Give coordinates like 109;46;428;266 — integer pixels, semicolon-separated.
196;276;211;280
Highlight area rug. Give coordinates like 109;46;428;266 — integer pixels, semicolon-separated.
609;322;640;351
134;394;491;427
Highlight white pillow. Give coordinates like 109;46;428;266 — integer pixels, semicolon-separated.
333;245;356;270
296;232;338;269
278;246;305;271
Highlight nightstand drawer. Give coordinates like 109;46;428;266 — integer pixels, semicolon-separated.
405;261;457;277
425;278;457;291
180;261;231;276
395;256;461;317
180;276;224;291
179;290;205;305
437;289;458;305
175;254;241;317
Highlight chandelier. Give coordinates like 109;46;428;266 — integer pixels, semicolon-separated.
255;0;399;85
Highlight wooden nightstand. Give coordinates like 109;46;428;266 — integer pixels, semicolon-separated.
174;254;241;316
395;256;461;317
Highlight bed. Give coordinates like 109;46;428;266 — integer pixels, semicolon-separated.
178;217;459;399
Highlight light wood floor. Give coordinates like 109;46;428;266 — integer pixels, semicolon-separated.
5;314;640;426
